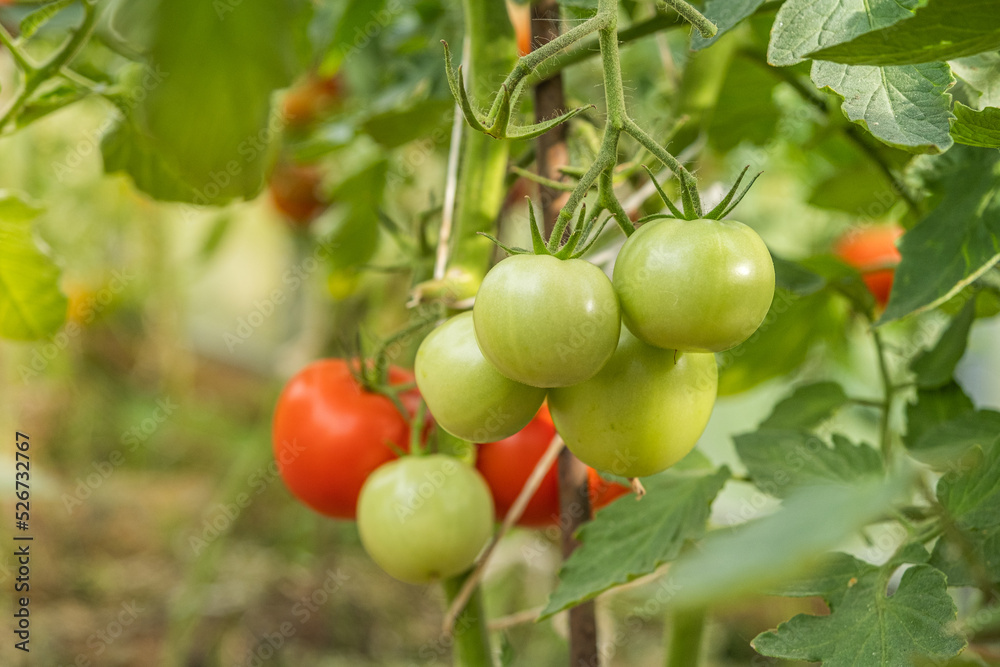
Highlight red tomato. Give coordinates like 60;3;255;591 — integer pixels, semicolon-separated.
268;161;327;225
272;359;414;519
476;406;629;527
834;225;903;306
283;72;344;127
506;0;532;57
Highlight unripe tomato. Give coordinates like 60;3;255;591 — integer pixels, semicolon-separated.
473;254;621;388
834;225;903;307
271;359;415;519
548;328;717;478
357;455;494;584
268;161;327;225
476;406;630;527
415;312;545;442
613;218;775;352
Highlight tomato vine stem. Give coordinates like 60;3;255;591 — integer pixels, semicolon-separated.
0;0;98;135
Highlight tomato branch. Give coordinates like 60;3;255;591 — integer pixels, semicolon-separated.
441;433;566;634
0;0;98;135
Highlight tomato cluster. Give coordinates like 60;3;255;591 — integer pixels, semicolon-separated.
417;217;775;480
272;216;774;584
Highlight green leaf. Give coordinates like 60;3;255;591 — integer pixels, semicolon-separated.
0;193;67;341
539;468;731;619
717;288;846;395
361;98;454;149
319;0;388;74
901;382;1000;469
20;0;78;40
910;295;977;389
904;382;975;451
811;60;955;154
735;430;882;498
766;552;876;608
807;0;1000;66
101;118;201;203
667;473;911;608
106;0;310;205
324;159;388;270
753;565;965;664
691;0;766;51
759;381;849;431
930;439;1000;586
771;255;827;296
15;82;88;129
951;101;1000;148
808;160;895;214
880;146;1000;322
768;0;923;67
706;55;780;151
950;53;1000;109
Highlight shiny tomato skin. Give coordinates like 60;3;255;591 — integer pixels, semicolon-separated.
473;254;621;388
476;406;630;527
415;312;545;442
834;225;903;306
613;218;774;353
272;359;412;519
357;455;494;584
548;328;718;478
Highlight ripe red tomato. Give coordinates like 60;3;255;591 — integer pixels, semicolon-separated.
272;359;415;519
476;406;629;527
506;0;532;56
283;72;343;127
834;225;903;306
268;161;327;225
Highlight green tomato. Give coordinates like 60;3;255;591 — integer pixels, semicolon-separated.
473;254;621;388
416;312;546;442
357;455;494;584
613;218;774;352
548;328;717;477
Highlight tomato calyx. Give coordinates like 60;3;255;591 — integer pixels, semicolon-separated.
634;164;762;227
478;200;609;260
442;40;593;140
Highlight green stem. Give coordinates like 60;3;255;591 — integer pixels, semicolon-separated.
448;0;519;288
0;0;98;134
546;132;615;252
529;12;684;85
489;12;610;121
442;573;493;667
666;608;706;667
0;22;35;72
660;0;717;38
869;323;895;462
624;118;702;217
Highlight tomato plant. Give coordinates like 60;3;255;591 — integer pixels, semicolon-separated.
357;454;495;584
835;224;903;307
271;359;415;519
5;0;1000;665
613;217;775;352
415;311;545;442
475;406;629;527
472;254;621;388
